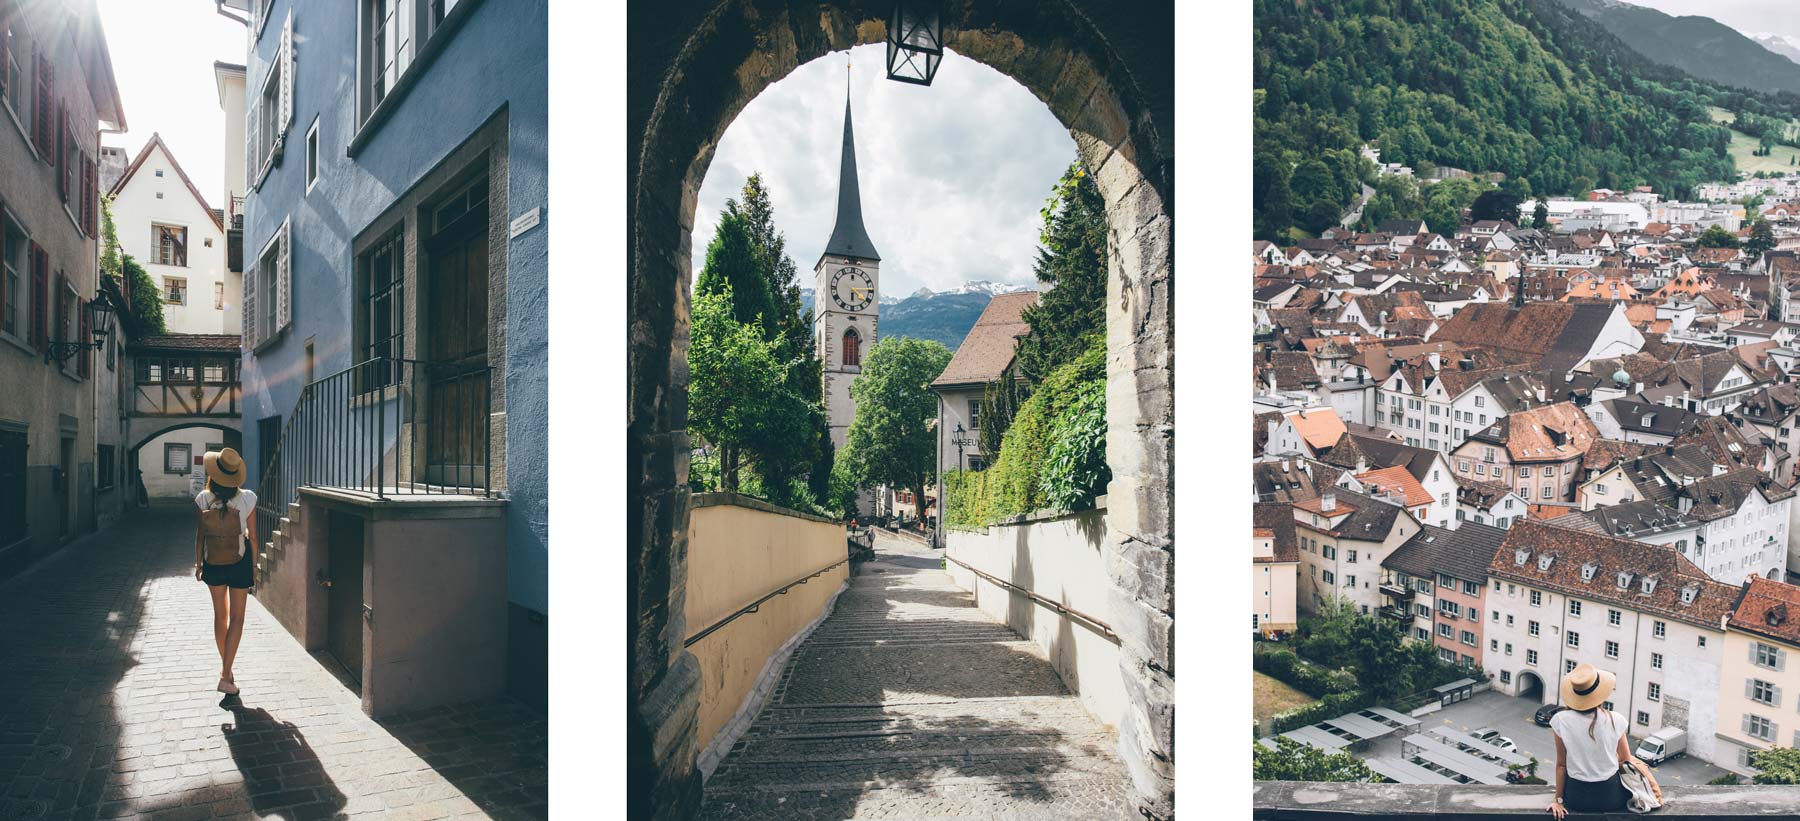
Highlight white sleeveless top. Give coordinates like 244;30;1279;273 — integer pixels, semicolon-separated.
1551;708;1626;782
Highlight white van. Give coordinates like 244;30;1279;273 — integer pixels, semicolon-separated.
1633;727;1686;766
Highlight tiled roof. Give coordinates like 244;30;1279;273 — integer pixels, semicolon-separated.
1355;465;1433;508
1385;521;1508;584
1455;475;1517;509
931;292;1036;388
1295;488;1406;542
1254;502;1301;564
1289;409;1347;452
1488;519;1737;630
1254;459;1318;503
1429;302;1622;372
1469;402;1599;462
131;334;242;352
1598;397;1699;438
1671;416;1765;471
1680;467;1794;521
1558;499;1697;539
1322;431;1438;482
1728;577;1800;648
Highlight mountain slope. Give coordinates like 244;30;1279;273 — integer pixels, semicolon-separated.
1751;33;1800;68
1555;0;1800;96
800;281;1031;352
1252;0;1777;241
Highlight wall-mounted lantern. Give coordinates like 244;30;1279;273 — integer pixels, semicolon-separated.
886;1;943;86
46;291;115;364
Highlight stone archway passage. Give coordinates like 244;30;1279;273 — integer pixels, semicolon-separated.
627;3;1172;818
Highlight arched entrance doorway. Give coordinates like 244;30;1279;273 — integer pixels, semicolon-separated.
627;3;1171;819
1518;671;1545;702
128;423;243;501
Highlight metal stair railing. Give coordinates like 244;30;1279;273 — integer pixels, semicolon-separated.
252;357;494;554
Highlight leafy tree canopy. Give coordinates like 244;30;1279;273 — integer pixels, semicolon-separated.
1752;747;1800;784
1253;736;1373;782
838;336;953;517
1695;224;1741;248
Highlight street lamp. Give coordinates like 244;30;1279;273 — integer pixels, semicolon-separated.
886;0;943;86
951;421;975;472
45;290;115;364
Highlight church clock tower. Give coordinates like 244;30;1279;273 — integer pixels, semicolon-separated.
815;76;880;452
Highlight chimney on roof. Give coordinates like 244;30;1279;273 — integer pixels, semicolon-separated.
1321;492;1337;513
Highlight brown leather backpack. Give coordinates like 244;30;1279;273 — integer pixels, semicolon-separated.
200;506;243;565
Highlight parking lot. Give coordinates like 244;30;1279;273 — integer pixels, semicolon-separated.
1357;691;1729;786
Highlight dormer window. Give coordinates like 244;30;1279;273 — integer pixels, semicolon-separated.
1679;584;1698;605
1538;554;1555;572
1581;562;1598;582
1616;571;1633;590
1515;549;1531;567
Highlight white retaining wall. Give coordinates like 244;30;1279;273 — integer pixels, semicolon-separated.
946;505;1126;728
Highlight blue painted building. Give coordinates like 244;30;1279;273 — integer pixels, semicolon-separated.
233;0;547;706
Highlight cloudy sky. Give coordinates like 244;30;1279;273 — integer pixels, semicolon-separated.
96;0;245;206
1617;0;1800;42
692;44;1076;298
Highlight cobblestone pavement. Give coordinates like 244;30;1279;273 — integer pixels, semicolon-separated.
0;506;547;821
702;532;1131;819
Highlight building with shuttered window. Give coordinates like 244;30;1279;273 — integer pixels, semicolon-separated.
227;0;547;711
0;0;127;578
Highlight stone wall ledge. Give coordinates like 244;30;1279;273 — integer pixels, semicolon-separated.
688;492;839;525
952;495;1109;534
1254;782;1800;818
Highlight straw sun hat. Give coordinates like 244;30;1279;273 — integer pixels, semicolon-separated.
1560;663;1617;711
204;447;246;489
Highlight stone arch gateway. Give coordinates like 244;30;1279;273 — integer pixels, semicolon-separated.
626;2;1174;818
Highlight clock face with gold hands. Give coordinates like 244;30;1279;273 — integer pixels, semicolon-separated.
831;266;874;311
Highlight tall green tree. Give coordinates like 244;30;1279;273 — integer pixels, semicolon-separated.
1253;737;1373;782
1533;199;1550;229
1747;218;1777;259
1696;225;1741;248
693;175;832;506
1016;163;1109;386
686;288;818;495
838;337;953;522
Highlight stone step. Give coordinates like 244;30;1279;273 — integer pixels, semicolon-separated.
702;770;1131;820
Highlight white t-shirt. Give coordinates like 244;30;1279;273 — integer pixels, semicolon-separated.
1551;708;1626;782
195;488;258;557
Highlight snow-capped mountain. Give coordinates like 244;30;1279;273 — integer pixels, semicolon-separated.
1750;33;1800;67
797;279;1034;351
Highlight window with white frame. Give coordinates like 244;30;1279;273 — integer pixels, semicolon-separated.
1745;714;1775;742
1567;631;1580;648
1605;640;1619;659
163;277;187;306
1647;682;1660;702
1755;643;1784;670
1;211;23;338
1653;620;1666;639
1752;679;1780;706
1651;652;1662;669
0;15;28;126
247;11;293;187
1569;600;1582;617
1526;649;1538;666
360;0;468;125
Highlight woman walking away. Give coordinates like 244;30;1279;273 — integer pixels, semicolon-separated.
194;448;258;696
1547;663;1647;817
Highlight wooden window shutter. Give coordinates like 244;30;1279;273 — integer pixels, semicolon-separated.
246;93;260;187
33;54;51;152
28;244;44;350
77;298;90;378
242;251;258;348
277;219;291;333
83;156;96;235
279;14;294;139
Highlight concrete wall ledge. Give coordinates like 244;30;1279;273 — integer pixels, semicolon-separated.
952;496;1109;534
689;492;839;524
1254;782;1800;818
297;487;507;521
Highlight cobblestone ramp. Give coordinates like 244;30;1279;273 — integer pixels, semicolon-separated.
0;507;546;821
702;533;1131;819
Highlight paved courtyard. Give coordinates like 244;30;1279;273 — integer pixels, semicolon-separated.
1360;691;1728;787
0;506;546;821
701;532;1132;819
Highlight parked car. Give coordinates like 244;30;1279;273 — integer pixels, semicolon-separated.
1634;727;1687;766
1471;727;1516;751
1534;704;1564;727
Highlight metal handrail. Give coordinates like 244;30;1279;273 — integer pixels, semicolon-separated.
683;557;850;648
943;554;1121;644
253;356;494;554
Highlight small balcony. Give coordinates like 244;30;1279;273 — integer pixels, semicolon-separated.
1378;605;1412;623
1380;580;1415;601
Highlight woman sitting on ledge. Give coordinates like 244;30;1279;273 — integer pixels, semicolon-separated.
1547;663;1651;817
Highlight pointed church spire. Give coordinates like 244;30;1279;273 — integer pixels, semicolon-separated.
822;56;880;262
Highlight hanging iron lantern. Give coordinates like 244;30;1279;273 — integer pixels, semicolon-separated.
886;1;943;86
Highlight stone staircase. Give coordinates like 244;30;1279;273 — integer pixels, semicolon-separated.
700;537;1131;819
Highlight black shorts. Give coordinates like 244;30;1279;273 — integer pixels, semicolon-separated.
1563;771;1628;813
202;542;254;590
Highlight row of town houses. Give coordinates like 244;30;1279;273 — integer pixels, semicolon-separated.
1252;208;1800;777
3;0;548;712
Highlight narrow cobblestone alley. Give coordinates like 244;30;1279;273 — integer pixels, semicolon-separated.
0;507;547;821
701;532;1130;819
